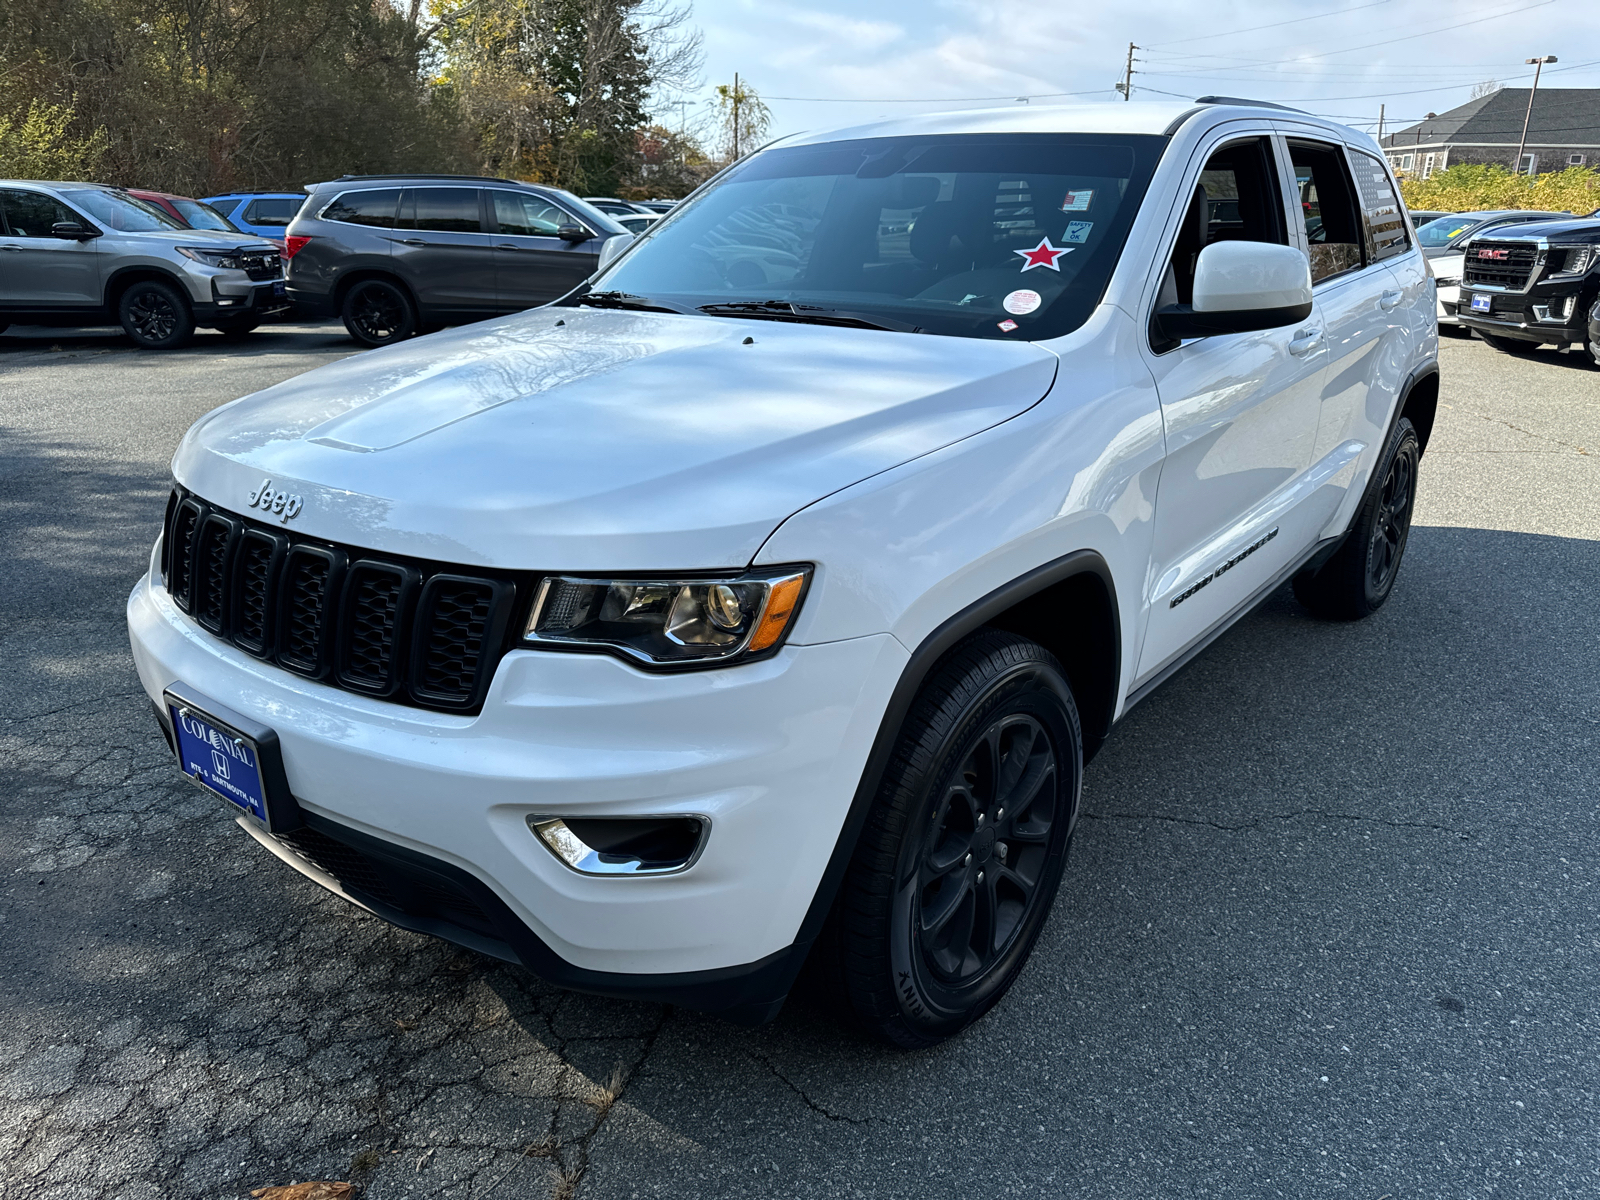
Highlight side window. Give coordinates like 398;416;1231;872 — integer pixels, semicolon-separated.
1163;137;1288;307
403;188;483;233
208;198;242;218
491;191;570;236
322;189;401;228
1288;140;1365;283
243;197;303;228
1350;150;1410;263
0;188;77;237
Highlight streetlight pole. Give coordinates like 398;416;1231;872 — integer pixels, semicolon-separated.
1515;56;1557;174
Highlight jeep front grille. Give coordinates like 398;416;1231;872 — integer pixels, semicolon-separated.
1462;241;1540;290
161;487;524;713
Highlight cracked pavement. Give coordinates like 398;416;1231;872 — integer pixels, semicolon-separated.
2;321;1598;1198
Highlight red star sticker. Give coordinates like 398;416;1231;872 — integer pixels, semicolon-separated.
1014;237;1071;272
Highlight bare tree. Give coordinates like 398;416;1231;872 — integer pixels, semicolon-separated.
1470;79;1501;100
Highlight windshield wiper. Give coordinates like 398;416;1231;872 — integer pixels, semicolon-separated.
698;300;923;334
570;290;696;315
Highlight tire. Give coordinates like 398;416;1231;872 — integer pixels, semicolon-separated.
835;630;1083;1048
215;318;261;338
1292;416;1420;621
1477;331;1537;355
118;280;194;350
1587;340;1599;369
341;279;416;347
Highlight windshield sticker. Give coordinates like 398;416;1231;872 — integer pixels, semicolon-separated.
1015;237;1071;272
1061;190;1094;212
1064;221;1093;244
997;319;1019;332
1003;289;1042;315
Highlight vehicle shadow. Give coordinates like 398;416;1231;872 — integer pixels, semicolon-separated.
2;395;1597;1199
0;320;357;363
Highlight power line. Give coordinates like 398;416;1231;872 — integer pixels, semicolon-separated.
762;88;1110;103
1145;0;1394;49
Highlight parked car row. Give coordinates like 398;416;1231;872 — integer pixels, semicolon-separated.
0;175;679;349
1412;208;1600;365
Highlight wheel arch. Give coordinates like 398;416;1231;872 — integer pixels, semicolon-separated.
103;266;193;313
789;549;1120;967
1398;361;1440;454
334;268;419;314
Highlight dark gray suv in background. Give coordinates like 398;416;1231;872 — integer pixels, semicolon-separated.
283;174;630;346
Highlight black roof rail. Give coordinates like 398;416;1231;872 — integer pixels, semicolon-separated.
1195;95;1310;115
336;173;524;184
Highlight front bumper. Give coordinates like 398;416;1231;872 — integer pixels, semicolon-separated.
1456;284;1590;344
1435;284;1461;325
192;279;291;323
127;560;905;1003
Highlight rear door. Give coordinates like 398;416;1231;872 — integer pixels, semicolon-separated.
392;187;498;315
487;189;604;310
1135;130;1328;683
0;187;103;308
1276;129;1415;535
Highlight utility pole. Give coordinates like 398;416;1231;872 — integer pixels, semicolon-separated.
733;71;741;161
1377;104;1385;146
1515;56;1556;174
1115;43;1136;101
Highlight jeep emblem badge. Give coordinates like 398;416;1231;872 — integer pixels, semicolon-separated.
247;477;303;520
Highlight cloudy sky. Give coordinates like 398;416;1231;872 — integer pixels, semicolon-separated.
667;0;1600;142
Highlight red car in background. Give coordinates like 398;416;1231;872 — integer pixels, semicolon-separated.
126;189;279;246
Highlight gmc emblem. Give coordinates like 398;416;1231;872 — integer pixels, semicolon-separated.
1476;248;1510;260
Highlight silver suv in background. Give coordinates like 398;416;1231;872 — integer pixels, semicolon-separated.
0;181;287;349
283;174;631;347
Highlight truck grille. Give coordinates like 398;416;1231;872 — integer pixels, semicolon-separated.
161;487;525;713
239;250;283;281
1462;241;1540;290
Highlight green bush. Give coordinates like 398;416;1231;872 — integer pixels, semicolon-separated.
1399;163;1600;215
0;100;106;180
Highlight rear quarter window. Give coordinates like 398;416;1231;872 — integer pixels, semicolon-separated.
1351;151;1410;263
321;189;402;228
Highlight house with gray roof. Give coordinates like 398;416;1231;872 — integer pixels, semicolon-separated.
1380;87;1600;178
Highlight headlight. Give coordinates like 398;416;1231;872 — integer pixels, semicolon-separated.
1551;246;1596;275
176;246;246;269
524;566;810;668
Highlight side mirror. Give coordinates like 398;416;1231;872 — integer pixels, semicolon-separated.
53;221;100;241
556;224;593;243
595;232;635;273
1156;241;1313;340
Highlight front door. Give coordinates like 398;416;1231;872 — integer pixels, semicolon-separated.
487;189;603;310
0;188;103;308
1135;134;1327;682
391;187;498;316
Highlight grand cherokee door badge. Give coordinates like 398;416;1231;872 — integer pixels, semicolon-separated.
1169;528;1278;608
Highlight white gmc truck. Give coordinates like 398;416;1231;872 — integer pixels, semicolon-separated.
128;97;1437;1048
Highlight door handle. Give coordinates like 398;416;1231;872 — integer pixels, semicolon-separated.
0;244;21;252
1288;328;1324;356
1379;289;1403;311
495;243;520;251
400;238;427;247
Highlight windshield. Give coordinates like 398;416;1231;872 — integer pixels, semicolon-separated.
1416;214;1481;248
582;133;1165;340
61;189;183;232
172;198;238;232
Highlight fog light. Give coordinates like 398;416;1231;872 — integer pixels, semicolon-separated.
529;815;706;875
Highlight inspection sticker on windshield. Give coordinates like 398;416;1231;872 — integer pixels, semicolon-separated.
1003;289;1042;315
997;319;1019;332
1061;189;1094;212
1064;221;1093;244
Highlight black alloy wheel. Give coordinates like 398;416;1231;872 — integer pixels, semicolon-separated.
1293;415;1421;620
342;279;416;347
911;713;1059;985
834;631;1082;1048
118;280;195;350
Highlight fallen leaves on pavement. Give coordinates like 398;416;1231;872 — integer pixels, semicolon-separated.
250;1183;356;1200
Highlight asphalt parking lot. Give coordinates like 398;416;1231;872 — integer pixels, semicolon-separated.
2;319;1598;1200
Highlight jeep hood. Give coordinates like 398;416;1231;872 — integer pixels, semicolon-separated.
173;307;1060;570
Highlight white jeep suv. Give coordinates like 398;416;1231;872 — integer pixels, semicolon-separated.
128;99;1437;1047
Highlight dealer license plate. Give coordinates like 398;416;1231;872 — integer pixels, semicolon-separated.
272;280;286;296
1470;293;1492;313
168;699;272;826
